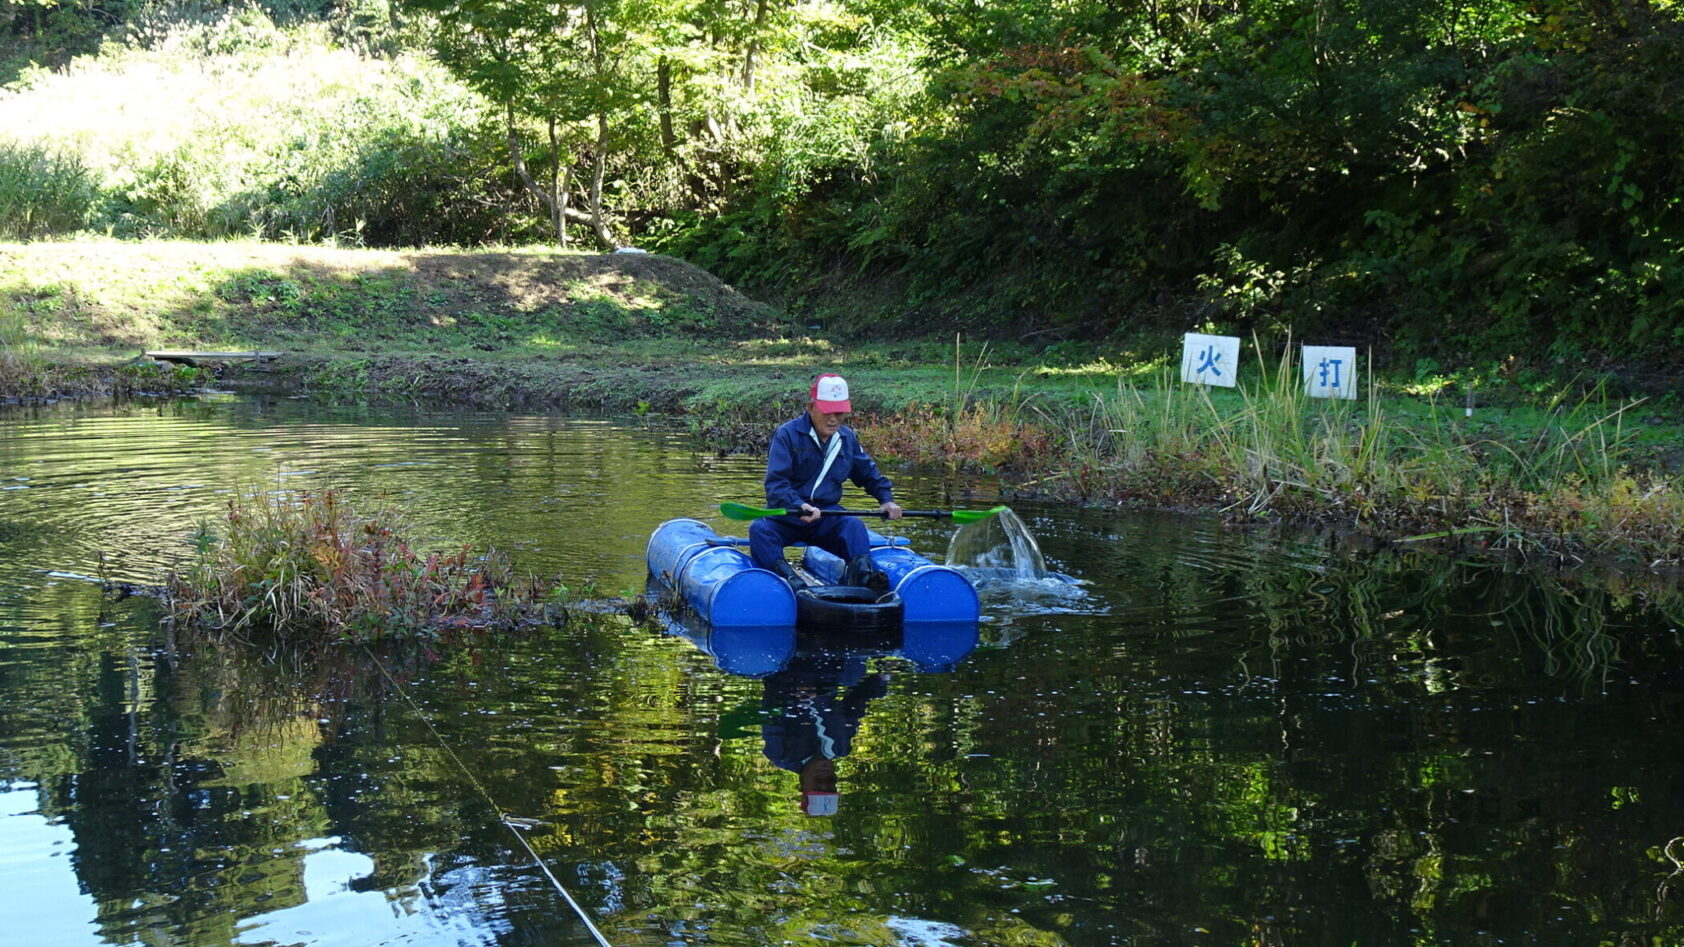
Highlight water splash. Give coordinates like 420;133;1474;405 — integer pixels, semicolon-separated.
943;508;1097;616
945;507;1047;578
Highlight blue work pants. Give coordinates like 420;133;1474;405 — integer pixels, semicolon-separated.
748;514;871;572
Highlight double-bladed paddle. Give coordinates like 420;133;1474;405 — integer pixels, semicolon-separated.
719;501;1007;525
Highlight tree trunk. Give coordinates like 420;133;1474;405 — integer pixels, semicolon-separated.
548;116;568;249
584;5;619;249
507;109;594;240
742;0;770;91
657;56;678;157
589;111;616;248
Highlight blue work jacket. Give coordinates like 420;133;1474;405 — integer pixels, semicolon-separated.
761;660;886;772
764;413;894;510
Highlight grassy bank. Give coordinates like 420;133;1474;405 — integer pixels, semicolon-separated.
4;240;1683;569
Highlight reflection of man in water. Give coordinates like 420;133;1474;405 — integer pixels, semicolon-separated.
761;650;889;816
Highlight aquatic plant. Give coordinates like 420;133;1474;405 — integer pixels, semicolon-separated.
168;487;562;643
111;361;202;397
868;399;1055;475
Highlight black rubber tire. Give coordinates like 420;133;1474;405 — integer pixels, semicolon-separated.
795;585;904;632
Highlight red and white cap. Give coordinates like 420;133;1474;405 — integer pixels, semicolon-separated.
801;791;839;816
810;373;851;413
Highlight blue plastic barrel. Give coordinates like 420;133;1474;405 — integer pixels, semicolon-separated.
898;621;981;672
647;518;797;627
653;601;795;677
802;544;980;623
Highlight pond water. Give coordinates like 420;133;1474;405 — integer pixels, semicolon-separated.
2;396;1682;947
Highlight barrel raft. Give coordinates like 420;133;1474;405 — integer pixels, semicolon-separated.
645;517;981;629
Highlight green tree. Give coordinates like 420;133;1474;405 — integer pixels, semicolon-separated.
403;0;667;246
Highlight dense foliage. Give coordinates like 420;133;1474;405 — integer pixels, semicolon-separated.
3;0;1680;369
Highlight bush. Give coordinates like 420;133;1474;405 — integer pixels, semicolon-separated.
168;488;561;642
0;140;97;239
1;14;517;247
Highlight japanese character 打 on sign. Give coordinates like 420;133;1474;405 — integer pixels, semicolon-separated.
1302;345;1358;400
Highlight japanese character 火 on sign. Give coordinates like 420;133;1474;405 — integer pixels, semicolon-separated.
1180;333;1240;388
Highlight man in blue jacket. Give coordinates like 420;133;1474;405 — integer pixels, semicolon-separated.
760;648;890;816
749;373;902;586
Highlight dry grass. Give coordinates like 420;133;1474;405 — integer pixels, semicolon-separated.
168;487;564;643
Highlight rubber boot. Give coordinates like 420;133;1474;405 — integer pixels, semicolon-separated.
843;554;892;595
772;558;806;590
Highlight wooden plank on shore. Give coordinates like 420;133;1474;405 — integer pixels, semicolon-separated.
145;350;284;365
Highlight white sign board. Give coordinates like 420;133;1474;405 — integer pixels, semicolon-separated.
1303;345;1358;400
1180;333;1240;388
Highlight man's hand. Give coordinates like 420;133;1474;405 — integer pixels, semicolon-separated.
880;501;903;520
799;503;822;523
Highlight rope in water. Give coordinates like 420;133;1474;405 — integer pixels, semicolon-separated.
363;646;615;947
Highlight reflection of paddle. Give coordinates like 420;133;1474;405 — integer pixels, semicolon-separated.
718;701;771;739
720;502;1008;525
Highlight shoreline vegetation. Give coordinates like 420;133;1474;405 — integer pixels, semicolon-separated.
4;241;1684;577
5;1;1683;597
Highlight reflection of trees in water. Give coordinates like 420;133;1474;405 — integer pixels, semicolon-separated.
9;587;542;946
923;523;1684;943
12;533;1684;945
1085;519;1680;684
923;675;1684;941
1275;549;1684;684
23;612;342;944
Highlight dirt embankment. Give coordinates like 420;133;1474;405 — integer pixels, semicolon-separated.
240;353;711;412
2;241;782;345
1;241;791;403
393;248;784;340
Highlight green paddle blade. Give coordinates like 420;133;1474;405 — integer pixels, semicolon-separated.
950;505;1009;524
719;501;784;521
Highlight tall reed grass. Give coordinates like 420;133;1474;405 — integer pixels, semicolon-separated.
169;488;562;643
0;140;96;240
1061;349;1417;516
